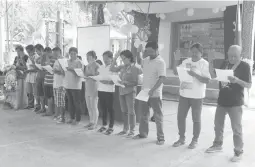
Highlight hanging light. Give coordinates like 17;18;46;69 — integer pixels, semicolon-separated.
220;7;226;12
186;8;194;16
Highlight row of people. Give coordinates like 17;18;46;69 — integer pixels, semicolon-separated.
10;42;251;162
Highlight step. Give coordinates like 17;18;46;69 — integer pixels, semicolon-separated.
163;84;219;100
164;76;219;89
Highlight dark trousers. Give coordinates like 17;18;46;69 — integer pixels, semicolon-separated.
177;96;203;142
27;93;34;108
214;106;243;154
98;91;114;128
66;89;82;122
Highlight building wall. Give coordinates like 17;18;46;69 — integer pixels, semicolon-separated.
158;8;224;70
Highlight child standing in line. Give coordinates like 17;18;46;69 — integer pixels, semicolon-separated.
52;47;66;123
42;47;56;116
84;51;100;130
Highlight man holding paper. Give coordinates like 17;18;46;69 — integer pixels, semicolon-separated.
206;45;252;162
172;43;211;149
133;41;166;145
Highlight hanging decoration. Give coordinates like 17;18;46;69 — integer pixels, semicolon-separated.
156;13;166;20
186;8;194;16
159;44;164;51
120;23;132;35
131;25;139;33
220;7;226;12
212;8;220;13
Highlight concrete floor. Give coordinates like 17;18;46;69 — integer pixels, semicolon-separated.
1;101;255;167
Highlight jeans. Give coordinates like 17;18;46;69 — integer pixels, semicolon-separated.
139;97;164;141
177;96;203;142
213;105;243;154
98;91;114;128
85;95;99;125
119;92;136;133
26;82;35;108
66;89;82;122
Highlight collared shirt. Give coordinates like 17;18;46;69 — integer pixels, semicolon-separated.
98;64;115;92
179;58;211;99
85;61;100;96
119;64;142;95
142;56;166;99
25;53;39;83
63;58;83;90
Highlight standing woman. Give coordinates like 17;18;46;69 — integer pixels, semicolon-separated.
64;47;83;125
14;45;28;109
110;50;142;137
84;51;100;130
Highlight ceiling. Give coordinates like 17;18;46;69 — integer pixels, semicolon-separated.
76;0;242;13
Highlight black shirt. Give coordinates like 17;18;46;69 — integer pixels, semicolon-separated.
217;61;252;107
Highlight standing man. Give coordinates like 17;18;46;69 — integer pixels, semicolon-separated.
205;45;252;162
34;44;45;113
172;43;211;149
133;41;166;145
24;45;40;109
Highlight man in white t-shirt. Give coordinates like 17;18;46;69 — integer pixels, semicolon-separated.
172;43;211;149
133;41;166;145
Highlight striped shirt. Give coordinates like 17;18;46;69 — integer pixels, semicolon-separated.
44;56;57;85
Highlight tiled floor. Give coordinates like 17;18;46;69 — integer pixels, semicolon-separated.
1;101;255;167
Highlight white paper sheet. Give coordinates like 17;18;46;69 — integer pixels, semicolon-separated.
136;89;150;102
42;65;53;74
58;59;68;71
89;75;104;81
215;69;234;82
176;67;193;82
35;63;43;70
110;75;125;88
74;68;84;77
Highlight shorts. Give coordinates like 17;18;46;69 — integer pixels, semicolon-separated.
44;84;54;98
53;87;66;107
26;82;37;96
36;78;45;97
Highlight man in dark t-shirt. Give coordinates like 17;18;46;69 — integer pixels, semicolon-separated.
205;45;252;162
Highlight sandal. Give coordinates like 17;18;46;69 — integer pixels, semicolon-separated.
172;139;185;147
126;132;135;138
97;126;107;133
133;134;146;139
116;131;128;136
105;128;114;135
156;139;165;145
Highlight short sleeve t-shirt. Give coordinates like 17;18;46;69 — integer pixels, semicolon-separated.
142;56;166;99
179;58;211;99
53;59;65;88
63;59;83;90
217;61;252;107
85;61;100;96
98;65;116;93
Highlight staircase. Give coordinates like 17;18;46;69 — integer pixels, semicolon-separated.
163;70;219;105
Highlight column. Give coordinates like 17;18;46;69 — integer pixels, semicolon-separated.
0;16;4;69
241;1;255;106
